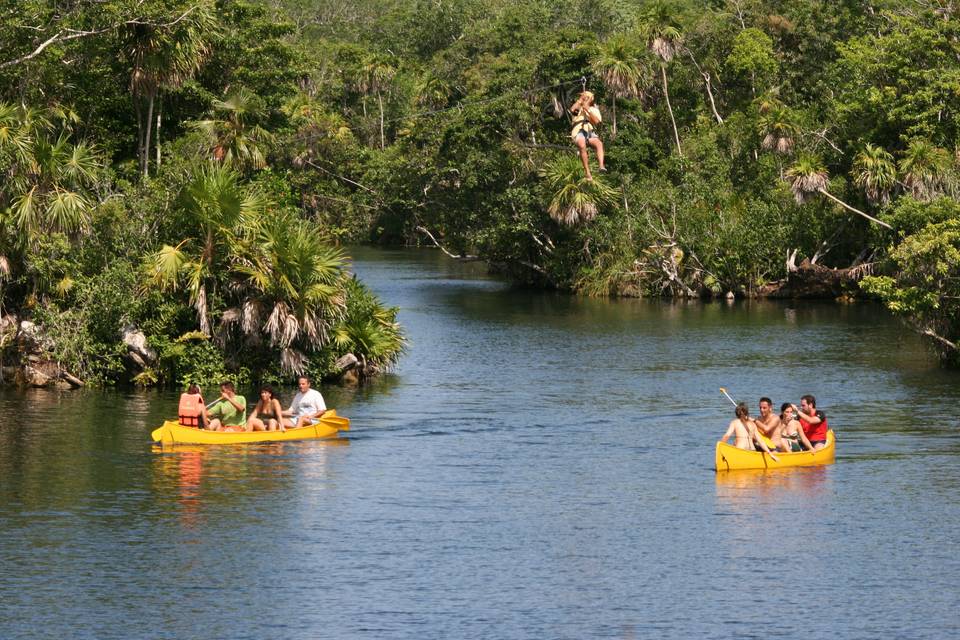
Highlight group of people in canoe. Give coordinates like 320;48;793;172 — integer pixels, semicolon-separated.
177;376;328;433
720;395;829;460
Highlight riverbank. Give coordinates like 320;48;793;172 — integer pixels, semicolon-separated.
0;273;404;390
0;247;892;391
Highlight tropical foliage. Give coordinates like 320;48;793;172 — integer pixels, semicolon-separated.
2;0;960;367
862;218;960;366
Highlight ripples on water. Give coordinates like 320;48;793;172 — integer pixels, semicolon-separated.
1;247;959;639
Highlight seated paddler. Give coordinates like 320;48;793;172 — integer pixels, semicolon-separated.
178;383;208;429
206;381;247;432
719;402;779;461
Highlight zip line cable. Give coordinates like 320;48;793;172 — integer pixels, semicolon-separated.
289;74;593;147
382;74;591;124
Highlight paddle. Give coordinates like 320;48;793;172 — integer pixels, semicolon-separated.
317;410;350;431
286;410;350;431
719;387;737;407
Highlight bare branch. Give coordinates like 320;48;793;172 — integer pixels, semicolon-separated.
1;6;203;70
922;328;958;352
807;128;844;154
530;231;554;254
685;50;724;124
305;160;377;194
415;225;478;260
817;189;892;229
0;30;65;69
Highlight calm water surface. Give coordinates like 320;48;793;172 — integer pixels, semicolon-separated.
2;247;959;639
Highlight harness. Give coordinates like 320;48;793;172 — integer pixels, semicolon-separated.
571;103;600;139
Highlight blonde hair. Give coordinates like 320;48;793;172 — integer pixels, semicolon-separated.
580;91;595;105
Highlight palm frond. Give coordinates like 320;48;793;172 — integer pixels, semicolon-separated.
143;241;189;291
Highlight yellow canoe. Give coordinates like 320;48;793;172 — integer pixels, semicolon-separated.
151;410;350;445
715;429;835;472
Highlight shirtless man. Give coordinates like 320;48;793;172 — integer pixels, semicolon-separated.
754;397;782;449
720;403;779;460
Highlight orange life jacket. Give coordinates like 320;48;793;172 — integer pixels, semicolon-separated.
178;393;204;427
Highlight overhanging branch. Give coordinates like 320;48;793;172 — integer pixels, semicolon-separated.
1;6;203;70
415;225;478;260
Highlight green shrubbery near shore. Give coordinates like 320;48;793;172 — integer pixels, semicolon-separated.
2;0;959;368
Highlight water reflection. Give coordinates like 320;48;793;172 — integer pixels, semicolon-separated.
150;439;348;533
715;466;831;507
151;446;207;530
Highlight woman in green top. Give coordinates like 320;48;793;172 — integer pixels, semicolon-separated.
206;381;247;432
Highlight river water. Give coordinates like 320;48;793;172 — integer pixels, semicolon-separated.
1;247;959;639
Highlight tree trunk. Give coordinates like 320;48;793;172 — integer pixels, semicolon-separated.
702;72;723;124
377;90;385;150
156;105;162;169
134;97;144;176
612;95;617;138
661;64;682;157
817;189;892;229
142;90;156;178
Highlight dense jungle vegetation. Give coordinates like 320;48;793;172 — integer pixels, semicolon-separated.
2;0;959;375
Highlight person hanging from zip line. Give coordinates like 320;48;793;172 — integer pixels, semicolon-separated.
569;91;605;181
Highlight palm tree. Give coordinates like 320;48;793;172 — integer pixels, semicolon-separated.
191;88;274;173
122;3;216;177
332;279;405;373
227;211;348;374
899;138;952;201
0;103;101;301
852;143;897;205
413;72;452;110
282;94;353;168
757;100;799;155
143;164;266;335
640;4;683;156
0;103;101;239
592;35;645;138
785;153;891;228
540;154;617;225
357;56;396;149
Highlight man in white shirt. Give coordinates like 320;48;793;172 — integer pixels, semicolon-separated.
283;375;327;428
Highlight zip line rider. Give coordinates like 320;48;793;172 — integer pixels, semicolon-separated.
570;90;605;181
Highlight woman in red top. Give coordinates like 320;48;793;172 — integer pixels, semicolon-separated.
793;394;828;450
